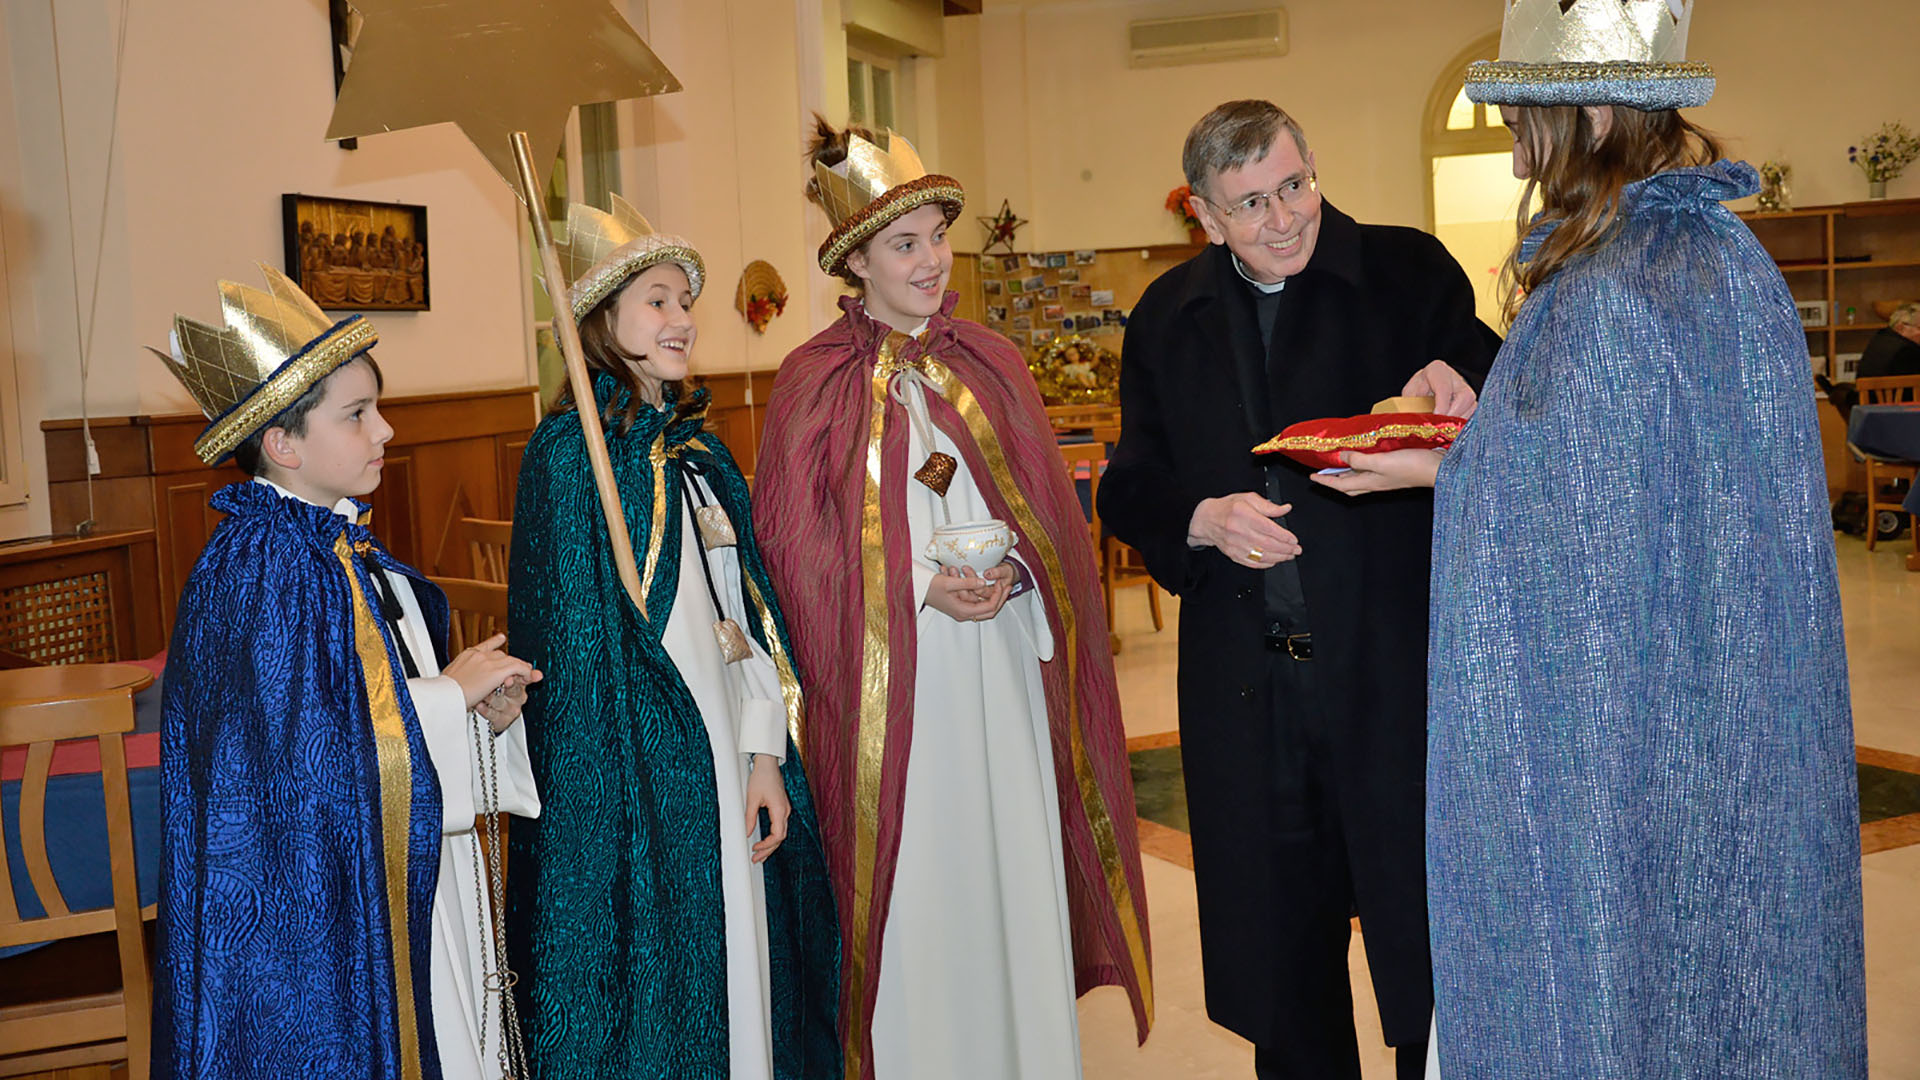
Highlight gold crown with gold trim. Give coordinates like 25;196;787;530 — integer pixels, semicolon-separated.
814;130;964;276
559;194;705;321
149;263;376;466
1465;0;1714;109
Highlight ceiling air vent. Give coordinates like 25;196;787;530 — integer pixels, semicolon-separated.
1127;8;1287;68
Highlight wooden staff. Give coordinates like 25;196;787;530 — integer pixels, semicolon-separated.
509;131;645;612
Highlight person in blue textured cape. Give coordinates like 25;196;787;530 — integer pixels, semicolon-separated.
505;198;840;1080
150;264;542;1079
1317;2;1867;1076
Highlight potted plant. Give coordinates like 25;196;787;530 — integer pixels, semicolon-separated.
1166;184;1205;244
1849;122;1919;200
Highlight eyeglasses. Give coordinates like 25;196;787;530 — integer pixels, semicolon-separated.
1205;175;1319;225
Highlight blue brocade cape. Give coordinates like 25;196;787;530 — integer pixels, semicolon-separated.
1427;162;1867;1078
505;378;841;1080
155;481;448;1080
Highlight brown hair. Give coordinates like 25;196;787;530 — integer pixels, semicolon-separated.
549;280;684;434
1499;105;1723;324
233;353;385;477
802;114;883;287
1182;100;1310;199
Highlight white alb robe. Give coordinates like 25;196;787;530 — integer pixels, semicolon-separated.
659;467;793;1080
265;479;541;1080
866;370;1084;1080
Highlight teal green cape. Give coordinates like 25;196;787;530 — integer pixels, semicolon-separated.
506;376;840;1079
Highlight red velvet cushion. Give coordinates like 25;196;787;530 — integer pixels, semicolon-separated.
1253;412;1467;471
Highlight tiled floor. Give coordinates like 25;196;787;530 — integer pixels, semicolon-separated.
1079;533;1920;1079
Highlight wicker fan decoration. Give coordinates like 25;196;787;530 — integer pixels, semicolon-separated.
1027;334;1119;406
735;259;788;334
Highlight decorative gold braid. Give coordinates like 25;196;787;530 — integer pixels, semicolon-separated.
818;175;966;276
1464;58;1713;86
1252;421;1464;455
568;242;706;320
193;319;377;464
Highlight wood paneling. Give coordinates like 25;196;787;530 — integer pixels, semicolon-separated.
41;388;538;641
0;532;164;663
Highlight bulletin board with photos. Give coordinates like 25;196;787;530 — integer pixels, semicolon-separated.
976;248;1130;356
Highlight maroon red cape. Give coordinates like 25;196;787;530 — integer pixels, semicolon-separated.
754;294;1153;1078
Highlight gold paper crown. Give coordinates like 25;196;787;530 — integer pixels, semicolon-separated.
150;263;376;465
559;194;705;320
814;130;964;275
1465;0;1714;109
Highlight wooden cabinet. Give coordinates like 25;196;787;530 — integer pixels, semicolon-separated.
0;531;164;664
40;388;539;638
1741;197;1920;380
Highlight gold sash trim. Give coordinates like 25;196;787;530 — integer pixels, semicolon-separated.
745;574;806;751
638;432;670;617
843;337;900;1080
332;529;423;1080
925;358;1157;1028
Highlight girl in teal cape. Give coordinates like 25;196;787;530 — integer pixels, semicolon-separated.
505;203;839;1080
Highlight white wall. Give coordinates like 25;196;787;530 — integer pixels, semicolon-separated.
1;0;532;538
950;0;1920;251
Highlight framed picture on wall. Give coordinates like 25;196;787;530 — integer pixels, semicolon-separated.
1795;299;1829;328
282;193;431;311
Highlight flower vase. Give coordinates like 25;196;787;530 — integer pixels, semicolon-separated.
1869;180;1888;200
1187;225;1207;245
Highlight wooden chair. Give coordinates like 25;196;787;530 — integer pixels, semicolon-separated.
1059;434;1162;654
0;682;150;1079
1855;375;1920;552
430;576;509;653
454;517;513;585
1044;403;1122;435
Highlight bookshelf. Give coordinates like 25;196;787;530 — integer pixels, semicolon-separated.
1740;197;1920;381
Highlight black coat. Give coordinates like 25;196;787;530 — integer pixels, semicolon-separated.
1098;203;1494;1048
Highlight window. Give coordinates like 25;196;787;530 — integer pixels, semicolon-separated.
1424;34;1528;330
847;48;897;132
530;105;624;407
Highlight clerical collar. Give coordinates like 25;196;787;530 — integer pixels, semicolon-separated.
1231;252;1287;295
254;476;357;522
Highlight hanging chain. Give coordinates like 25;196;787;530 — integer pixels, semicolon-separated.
468;707;528;1079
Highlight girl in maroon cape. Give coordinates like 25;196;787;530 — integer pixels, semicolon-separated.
751;120;1153;1080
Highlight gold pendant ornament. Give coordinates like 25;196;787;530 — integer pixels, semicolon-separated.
695;505;738;550
713;618;752;664
914;452;958;497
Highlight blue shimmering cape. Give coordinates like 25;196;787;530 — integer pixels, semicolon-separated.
1428;162;1867;1078
155;481;448;1080
506;378;840;1080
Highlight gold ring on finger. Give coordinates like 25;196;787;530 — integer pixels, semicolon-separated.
1249;547;1265;562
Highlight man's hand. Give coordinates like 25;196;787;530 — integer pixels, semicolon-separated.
1311;448;1443;496
1187;493;1302;569
1403;360;1477;420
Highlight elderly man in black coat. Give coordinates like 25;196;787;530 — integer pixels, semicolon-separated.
1098;100;1495;1080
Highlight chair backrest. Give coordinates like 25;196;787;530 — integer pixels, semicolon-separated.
1857;374;1920;405
1045;403;1122;432
0;686;150;1076
1059;441;1107;551
431;576;509;653
456;517;513;585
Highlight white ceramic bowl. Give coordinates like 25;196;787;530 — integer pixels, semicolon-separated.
925;519;1016;574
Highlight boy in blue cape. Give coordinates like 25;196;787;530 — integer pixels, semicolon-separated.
150;265;541;1080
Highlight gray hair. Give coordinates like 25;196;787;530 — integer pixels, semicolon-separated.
1182;100;1310;198
1892;302;1920;332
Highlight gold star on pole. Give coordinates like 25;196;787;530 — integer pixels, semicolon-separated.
325;0;681;196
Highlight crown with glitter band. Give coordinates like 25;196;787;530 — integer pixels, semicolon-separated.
814;130;964;276
559;194;705;321
1465;0;1714;110
148;263;377;466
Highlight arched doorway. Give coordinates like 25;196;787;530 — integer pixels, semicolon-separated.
1423;33;1528;329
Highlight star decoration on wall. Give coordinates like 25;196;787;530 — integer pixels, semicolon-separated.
324;0;681;196
978;199;1028;253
